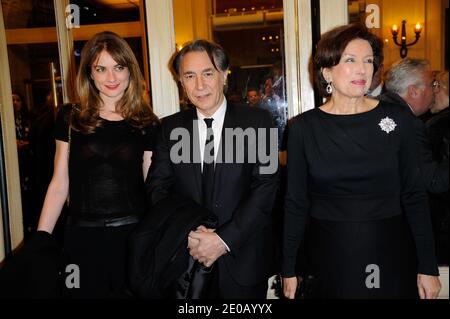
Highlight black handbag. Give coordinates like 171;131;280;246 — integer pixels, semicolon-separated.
0;231;67;298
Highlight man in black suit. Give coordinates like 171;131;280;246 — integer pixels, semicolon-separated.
146;40;279;298
379;58;448;194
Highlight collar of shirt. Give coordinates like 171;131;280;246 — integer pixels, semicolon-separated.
197;97;227;169
405;102;416;115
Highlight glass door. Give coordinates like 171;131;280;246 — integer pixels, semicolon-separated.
2;0;65;243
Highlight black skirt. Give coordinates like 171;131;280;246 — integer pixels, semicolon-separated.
306;214;419;299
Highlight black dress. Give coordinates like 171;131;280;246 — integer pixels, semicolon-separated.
54;105;158;298
282;101;439;299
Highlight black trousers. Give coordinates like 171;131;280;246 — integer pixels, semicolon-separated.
208;260;268;299
63;223;136;298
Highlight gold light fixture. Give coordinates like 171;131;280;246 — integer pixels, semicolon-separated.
391;20;422;58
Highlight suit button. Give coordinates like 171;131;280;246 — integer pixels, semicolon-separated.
214;203;220;208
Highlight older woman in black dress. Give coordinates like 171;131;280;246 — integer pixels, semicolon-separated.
282;24;441;299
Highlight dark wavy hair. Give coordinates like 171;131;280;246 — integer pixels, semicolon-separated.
171;39;230;77
72;31;157;134
314;23;384;96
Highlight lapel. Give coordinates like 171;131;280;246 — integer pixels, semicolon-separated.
213;103;236;202
182;109;202;201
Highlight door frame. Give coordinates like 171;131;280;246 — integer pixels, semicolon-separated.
0;1;24;258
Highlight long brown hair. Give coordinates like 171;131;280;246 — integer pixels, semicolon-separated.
73;31;157;133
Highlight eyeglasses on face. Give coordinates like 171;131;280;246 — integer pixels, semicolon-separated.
431;80;440;89
415;80;440;90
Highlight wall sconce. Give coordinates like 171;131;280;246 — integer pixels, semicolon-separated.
391;20;422;58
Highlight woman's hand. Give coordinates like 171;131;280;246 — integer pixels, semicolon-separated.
417;274;441;299
283;276;298;299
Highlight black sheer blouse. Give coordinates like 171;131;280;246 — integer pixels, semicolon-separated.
55;105;158;220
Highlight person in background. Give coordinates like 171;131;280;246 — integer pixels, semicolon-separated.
425;70;449;265
381;58;437;117
261;77;284;149
12;92;30;149
12;92;33;237
429;71;449;115
37;31;159;298
380;58;448;194
246;87;262;107
282;23;441;299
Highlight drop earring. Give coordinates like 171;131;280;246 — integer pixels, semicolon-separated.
326;82;333;94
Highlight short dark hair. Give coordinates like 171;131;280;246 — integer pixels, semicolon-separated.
314;23;384;96
171;39;230;77
246;87;259;94
12;91;24;102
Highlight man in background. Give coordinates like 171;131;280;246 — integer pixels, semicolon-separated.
246;87;261;107
380;58;448;194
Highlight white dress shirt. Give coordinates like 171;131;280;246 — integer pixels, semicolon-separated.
196;96;227;171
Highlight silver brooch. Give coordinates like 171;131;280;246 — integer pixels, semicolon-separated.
378;117;397;134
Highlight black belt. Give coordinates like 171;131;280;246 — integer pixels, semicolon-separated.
66;214;140;227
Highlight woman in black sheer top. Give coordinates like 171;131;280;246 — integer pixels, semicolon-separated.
37;31;158;298
282;24;441;299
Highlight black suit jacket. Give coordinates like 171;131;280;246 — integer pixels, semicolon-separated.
379;91;449;193
146;102;279;286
